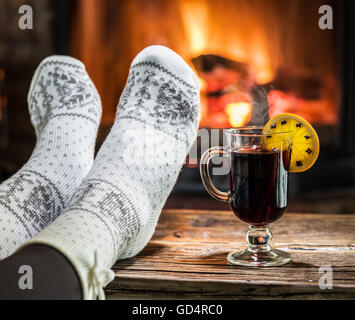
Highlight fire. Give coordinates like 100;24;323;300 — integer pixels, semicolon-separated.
251;49;274;84
179;0;208;56
71;0;338;128
197;76;207;92
225;102;252;127
178;0;278;85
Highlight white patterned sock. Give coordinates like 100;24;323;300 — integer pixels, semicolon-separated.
0;56;101;259
20;46;200;299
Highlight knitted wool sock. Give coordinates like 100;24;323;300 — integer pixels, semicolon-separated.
0;56;101;259
20;46;200;299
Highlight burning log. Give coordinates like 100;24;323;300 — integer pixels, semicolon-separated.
192;54;269;127
192;54;248;77
273;68;324;100
191;53;328;128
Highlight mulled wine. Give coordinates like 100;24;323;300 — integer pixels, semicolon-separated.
229;147;289;226
200;127;293;266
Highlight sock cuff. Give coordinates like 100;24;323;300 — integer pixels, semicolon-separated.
15;206;118;300
17;234;115;300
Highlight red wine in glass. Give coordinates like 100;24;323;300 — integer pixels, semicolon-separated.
200;127;293;266
229;147;289;226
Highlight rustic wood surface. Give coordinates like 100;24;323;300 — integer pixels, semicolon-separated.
106;210;355;299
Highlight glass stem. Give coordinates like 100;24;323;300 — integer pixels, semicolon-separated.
247;225;273;252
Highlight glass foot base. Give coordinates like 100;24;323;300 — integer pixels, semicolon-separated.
227;248;291;267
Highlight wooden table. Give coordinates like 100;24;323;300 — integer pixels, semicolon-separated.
106;210;355;299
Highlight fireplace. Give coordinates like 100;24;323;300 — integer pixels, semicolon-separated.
63;0;355;202
69;0;339;131
1;0;353;212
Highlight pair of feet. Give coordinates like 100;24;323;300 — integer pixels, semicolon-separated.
0;46;200;299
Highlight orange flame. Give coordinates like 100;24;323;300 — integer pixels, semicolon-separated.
225;102;252;127
179;0;208;56
178;0;278;85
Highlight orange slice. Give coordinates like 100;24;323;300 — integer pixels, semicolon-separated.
262;113;320;172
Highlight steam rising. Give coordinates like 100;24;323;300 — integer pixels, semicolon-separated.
249;86;270;126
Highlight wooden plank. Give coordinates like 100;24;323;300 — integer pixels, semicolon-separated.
106;210;355;299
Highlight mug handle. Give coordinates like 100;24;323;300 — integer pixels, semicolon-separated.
200;146;232;202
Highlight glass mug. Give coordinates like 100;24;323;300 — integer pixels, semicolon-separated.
200;127;292;267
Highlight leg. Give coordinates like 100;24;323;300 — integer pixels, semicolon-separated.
0;244;81;300
0;56;101;259
14;45;200;299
